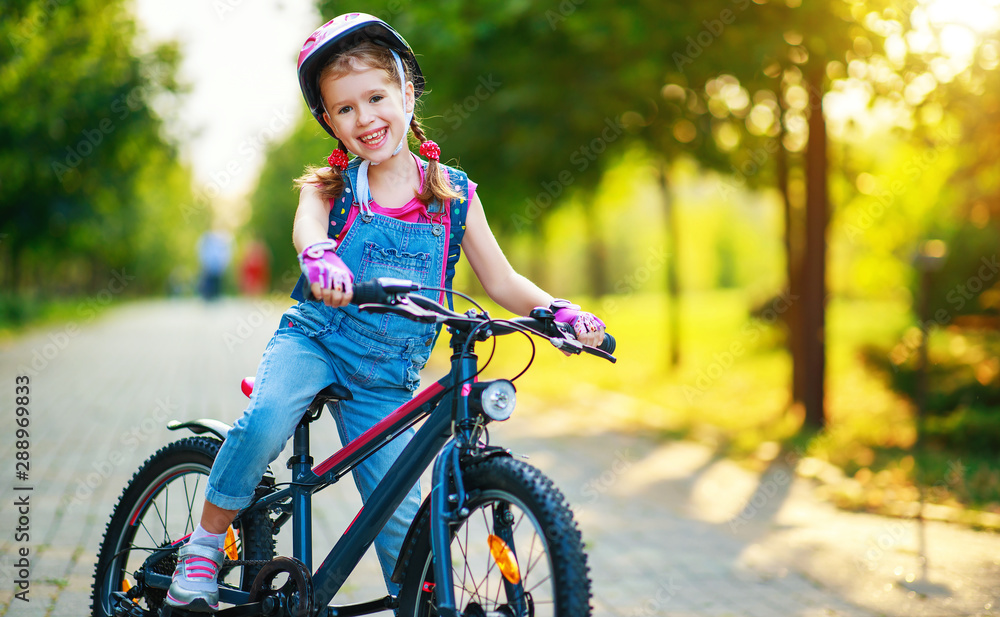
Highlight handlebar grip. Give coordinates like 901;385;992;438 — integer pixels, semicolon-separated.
351;280;389;305
598;332;616;354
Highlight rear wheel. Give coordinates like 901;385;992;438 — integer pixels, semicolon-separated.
397;457;591;617
91;437;275;616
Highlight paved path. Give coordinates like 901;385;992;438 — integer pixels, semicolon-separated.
0;297;997;616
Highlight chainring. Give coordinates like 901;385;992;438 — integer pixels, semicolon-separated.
248;557;314;617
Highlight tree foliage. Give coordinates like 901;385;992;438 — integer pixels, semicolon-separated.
0;0;199;295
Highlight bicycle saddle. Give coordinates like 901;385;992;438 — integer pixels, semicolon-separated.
240;377;354;404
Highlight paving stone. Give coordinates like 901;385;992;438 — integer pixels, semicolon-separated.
1;298;998;616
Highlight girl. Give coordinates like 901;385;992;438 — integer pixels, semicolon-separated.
166;13;606;612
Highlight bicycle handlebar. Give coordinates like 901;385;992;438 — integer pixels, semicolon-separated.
338;278;616;361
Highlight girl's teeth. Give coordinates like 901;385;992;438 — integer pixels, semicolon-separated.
361;129;385;143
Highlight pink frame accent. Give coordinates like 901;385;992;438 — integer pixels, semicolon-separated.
311;381;446;477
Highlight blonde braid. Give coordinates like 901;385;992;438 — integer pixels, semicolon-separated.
294;141;348;202
410;118;461;207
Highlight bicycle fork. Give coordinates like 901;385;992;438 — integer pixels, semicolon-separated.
429;441;464;617
429;442;528;617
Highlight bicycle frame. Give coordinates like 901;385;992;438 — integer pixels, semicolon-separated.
147;330;486;617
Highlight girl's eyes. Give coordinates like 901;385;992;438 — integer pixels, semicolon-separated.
336;95;383;114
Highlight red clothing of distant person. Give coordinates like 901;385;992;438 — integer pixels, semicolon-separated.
240;240;271;295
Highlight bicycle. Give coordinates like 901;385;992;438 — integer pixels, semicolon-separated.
91;277;616;617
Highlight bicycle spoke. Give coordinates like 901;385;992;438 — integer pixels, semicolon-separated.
150;495;169;543
182;474;197;536
526;547;547;581
524;532;540;578
139;518;160;548
456;520;469;607
492;560;504;609
525;572;552;596
511;507;526;536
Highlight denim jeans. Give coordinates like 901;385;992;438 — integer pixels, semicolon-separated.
206;302;432;594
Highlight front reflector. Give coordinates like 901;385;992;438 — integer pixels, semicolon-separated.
487;534;521;584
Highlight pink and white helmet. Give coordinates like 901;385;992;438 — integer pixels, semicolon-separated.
297;13;424;138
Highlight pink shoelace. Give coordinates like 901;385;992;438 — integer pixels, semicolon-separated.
181;555;219;580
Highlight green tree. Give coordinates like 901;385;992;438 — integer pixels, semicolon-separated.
0;0;194;295
640;0;909;428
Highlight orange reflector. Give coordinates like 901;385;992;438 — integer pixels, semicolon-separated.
225;526;239;561
487;534;521;584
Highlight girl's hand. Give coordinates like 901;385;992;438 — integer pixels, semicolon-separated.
299;241;354;307
551;301;606;348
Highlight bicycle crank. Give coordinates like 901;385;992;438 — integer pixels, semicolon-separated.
248;557;314;617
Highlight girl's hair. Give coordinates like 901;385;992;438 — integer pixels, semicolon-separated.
294;42;461;208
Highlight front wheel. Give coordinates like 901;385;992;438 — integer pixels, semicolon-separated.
397;457;591;617
90;437;275;617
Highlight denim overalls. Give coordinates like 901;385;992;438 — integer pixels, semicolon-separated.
205;155;470;595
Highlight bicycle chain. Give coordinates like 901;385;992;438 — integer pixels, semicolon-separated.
224;559;275;567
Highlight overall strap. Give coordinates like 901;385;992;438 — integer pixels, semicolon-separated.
296;158;472;307
327;158;363;242
291;161;361;302
440;165;471;310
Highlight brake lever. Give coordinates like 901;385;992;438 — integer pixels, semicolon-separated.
582;345;617;363
358;298;444;323
549;337;584;353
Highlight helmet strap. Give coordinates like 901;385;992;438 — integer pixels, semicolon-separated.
355;49;412;214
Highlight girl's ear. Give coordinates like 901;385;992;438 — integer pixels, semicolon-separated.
404;81;415;114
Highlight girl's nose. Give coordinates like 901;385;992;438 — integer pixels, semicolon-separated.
356;104;375;126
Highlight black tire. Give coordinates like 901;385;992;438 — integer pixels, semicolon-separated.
397;457;591;617
91;437;275;617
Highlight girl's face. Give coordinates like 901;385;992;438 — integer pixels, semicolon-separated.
320;61;414;164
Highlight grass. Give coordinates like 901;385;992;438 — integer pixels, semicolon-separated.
0;292;117;339
429;290;1000;524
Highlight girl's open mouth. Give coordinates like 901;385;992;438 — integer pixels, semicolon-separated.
359;128;388;148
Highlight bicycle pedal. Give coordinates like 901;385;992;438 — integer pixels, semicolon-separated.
157;605;201;617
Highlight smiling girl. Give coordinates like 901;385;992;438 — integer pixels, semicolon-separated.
164;13;606;612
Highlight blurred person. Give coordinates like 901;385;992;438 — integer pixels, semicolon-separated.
197;229;231;301
238;238;271;296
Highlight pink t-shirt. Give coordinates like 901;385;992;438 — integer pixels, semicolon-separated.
332;154;477;300
334;154;477;238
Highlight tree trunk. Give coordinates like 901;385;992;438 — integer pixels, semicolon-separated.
802;66;829;429
659;161;681;368
776;129;806;412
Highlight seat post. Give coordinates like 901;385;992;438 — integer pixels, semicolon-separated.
289;410;315;569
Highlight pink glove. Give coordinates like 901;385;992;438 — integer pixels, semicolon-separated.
298;241;353;292
550;299;605;338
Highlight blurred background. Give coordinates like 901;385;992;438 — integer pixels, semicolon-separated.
2;0;999;520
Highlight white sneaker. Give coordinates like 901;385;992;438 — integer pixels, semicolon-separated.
163;542;224;612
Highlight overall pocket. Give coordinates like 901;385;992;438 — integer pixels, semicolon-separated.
355;241;432;285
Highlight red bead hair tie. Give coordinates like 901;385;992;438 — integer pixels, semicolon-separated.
327;149;349;170
419;140;441;161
